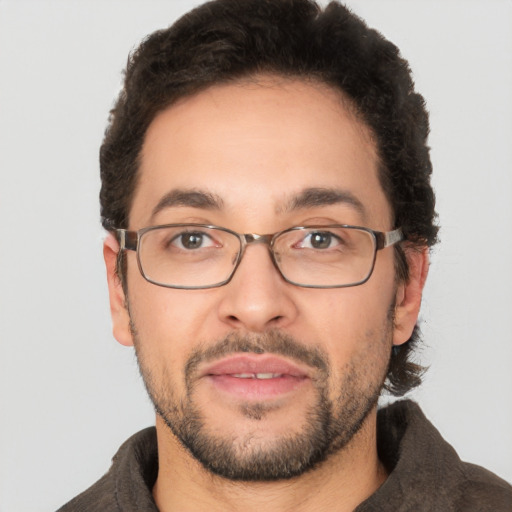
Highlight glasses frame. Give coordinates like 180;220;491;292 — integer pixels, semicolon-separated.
116;224;403;290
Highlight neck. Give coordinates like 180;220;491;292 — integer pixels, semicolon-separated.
152;408;387;512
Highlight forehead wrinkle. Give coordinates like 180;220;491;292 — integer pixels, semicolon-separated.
151;188;224;219
277;187;367;220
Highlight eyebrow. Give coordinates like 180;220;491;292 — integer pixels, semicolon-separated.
150;186;366;221
151;189;224;219
282;187;366;218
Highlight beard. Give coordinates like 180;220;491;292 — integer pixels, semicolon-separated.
132;325;392;482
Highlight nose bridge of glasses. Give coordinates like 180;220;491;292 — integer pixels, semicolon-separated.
242;233;274;246
237;233;281;270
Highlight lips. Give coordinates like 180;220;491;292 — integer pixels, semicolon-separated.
202;354;310;377
200;355;310;399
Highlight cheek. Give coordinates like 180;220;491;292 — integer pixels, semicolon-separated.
126;275;221;359
297;282;395;361
309;293;393;397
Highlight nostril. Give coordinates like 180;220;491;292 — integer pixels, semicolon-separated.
270;315;284;324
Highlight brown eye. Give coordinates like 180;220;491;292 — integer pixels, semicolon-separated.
309;232;332;249
181;233;204;249
171;231;215;250
299;231;340;250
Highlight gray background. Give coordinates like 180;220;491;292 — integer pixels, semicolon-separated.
1;1;511;510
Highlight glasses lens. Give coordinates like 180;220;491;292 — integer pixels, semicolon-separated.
138;226;241;288
273;227;376;287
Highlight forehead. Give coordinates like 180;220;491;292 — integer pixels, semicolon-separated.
132;76;391;229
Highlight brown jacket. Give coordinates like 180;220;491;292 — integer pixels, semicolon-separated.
57;400;512;511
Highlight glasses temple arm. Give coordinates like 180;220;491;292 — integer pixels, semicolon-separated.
116;229;138;251
376;228;403;250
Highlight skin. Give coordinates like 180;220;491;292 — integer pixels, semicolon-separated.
104;76;428;512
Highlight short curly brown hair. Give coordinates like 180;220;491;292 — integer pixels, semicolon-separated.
100;0;438;396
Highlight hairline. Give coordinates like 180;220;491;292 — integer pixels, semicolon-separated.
116;72;390;231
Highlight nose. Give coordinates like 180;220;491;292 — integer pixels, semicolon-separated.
217;243;298;333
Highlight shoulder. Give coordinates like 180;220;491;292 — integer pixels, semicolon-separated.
56;472;116;512
362;400;512;511
56;427;158;512
452;461;512;511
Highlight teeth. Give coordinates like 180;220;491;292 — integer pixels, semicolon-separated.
256;373;280;379
231;373;282;379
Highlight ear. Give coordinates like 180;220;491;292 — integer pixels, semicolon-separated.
393;246;429;346
103;233;134;347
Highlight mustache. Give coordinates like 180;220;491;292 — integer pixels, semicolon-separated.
185;331;330;381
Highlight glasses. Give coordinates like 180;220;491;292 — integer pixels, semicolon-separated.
116;224;403;289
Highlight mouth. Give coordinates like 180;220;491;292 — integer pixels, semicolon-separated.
199;355;310;400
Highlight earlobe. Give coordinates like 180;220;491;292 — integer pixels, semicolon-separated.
392;247;429;346
103;233;134;347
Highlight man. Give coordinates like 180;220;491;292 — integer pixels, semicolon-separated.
58;0;512;510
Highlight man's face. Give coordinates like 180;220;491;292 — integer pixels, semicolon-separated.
106;77;417;480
